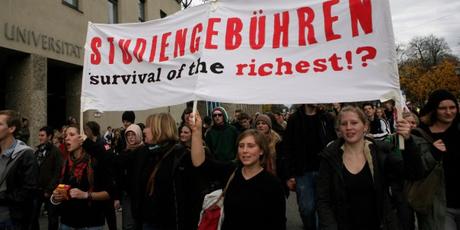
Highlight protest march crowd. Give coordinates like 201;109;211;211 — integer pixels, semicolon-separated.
1;89;460;230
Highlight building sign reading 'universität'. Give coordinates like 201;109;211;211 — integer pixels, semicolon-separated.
3;22;82;60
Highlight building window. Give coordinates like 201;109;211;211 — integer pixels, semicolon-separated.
108;0;118;24
138;0;146;22
62;0;78;10
160;10;167;19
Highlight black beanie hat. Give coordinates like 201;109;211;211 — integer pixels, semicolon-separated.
420;89;458;117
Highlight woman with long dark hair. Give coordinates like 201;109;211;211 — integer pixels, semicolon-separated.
413;89;460;230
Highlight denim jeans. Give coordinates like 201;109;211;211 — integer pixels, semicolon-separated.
0;220;18;230
121;192;138;230
32;195;59;230
295;171;318;230
59;224;103;230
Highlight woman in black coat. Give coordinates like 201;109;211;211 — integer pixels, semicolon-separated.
316;106;422;230
130;113;211;230
190;113;286;230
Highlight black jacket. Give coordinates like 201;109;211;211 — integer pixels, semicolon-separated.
316;137;422;230
35;142;63;194
82;138;117;198
131;142;211;230
57;150;114;228
113;148;137;197
0;140;38;228
284;107;337;176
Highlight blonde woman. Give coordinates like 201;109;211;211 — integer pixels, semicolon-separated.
316;106;422;230
130;113;210;230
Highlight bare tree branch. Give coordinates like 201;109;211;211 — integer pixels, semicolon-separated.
405;34;451;69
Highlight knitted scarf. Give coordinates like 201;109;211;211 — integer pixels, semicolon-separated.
61;151;94;188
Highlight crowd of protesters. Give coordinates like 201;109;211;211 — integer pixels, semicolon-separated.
0;88;459;230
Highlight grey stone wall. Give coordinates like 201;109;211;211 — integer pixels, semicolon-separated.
6;53;47;147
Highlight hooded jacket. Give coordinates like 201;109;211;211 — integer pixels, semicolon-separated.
114;124;144;197
0;140;38;226
205;107;239;162
125;124;144;150
316;137;422;230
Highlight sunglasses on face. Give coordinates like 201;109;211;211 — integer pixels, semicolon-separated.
212;113;223;118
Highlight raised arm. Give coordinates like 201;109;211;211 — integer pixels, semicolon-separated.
190;112;205;167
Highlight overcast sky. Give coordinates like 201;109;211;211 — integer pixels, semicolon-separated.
390;0;460;56
190;0;460;57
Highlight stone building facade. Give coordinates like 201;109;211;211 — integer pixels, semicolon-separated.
0;0;182;146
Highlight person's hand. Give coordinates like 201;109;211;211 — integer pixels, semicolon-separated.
80;134;87;142
69;188;89;200
395;118;411;140
189;112;202;134
286;178;296;191
433;139;446;152
114;200;121;210
52;188;66;202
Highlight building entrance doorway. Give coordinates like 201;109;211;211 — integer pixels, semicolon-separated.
47;59;80;130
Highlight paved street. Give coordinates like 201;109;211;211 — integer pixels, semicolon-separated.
40;192;303;230
286;192;304;230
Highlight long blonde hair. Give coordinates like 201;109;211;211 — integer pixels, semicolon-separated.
265;130;281;176
337;106;369;127
145;113;178;144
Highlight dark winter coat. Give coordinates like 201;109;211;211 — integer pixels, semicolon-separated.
410;122;460;230
131;142;212;230
283;108;337;176
316;137;422;230
0;140;38;228
35;142;63;194
205;124;239;162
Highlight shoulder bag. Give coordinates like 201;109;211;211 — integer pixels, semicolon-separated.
405;128;443;215
197;169;236;230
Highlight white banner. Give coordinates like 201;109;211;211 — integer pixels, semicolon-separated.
82;0;399;112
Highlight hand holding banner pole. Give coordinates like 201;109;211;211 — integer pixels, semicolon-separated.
380;90;405;150
80;111;84;136
192;100;198;126
396;106;405;150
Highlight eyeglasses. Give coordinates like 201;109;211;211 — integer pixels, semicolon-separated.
212;113;223;118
